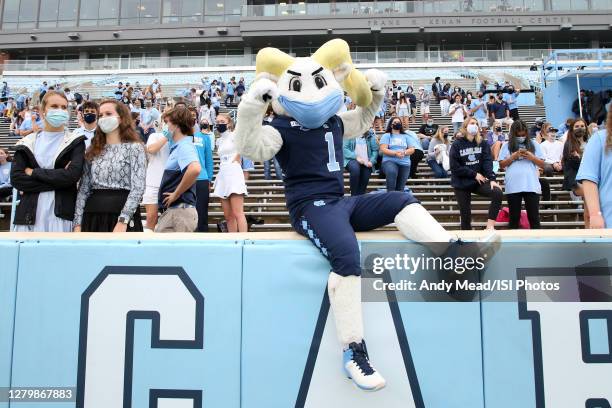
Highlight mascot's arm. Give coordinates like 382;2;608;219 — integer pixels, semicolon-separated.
338;69;387;139
234;78;283;162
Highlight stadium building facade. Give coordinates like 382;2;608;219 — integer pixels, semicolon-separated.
0;0;611;70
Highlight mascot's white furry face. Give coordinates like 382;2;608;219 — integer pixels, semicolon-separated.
269;58;349;128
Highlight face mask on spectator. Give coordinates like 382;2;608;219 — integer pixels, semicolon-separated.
467;124;479;135
427;120;434;126
45;109;69;128
495;126;502;132
200;123;210;131
98;116;120;133
217;123;228;133
574;128;586;138
162;123;172;141
392;122;402;130
516;136;526;143
443;131;449;138
83;113;97;124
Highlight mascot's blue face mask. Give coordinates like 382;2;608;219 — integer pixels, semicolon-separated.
277;89;343;129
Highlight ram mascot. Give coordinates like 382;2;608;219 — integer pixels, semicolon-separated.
234;39;498;391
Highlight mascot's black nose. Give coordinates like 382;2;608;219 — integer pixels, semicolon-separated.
263;93;272;102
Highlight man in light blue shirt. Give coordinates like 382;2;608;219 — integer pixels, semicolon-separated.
224;79;235;107
503;85;520;120
576;129;612;228
140;101;160;140
470;92;489;128
201;76;211;95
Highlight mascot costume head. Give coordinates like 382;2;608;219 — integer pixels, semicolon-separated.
255;39;373;129
232;39;498;393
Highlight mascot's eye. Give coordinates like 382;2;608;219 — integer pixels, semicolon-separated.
314;75;327;89
289;77;302;92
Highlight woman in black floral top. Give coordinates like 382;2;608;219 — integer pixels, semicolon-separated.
74;99;146;232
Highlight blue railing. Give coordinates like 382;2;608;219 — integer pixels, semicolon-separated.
541;48;612;86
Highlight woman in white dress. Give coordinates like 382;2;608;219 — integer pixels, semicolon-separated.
11;91;86;232
212;113;248;232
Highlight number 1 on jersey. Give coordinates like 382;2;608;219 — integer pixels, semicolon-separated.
324;132;340;172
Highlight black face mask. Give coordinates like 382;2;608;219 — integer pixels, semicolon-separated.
392;123;402;130
495;127;502;132
83;113;97;124
217;123;228;133
200;124;209;131
443;132;449;138
574;128;586;138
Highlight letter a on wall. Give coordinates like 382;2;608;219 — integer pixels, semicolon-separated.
296;272;424;407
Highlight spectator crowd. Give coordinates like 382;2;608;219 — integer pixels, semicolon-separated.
0;72;610;231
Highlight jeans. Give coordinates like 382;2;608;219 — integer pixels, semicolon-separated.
427;158;448;178
452;121;463;134
382;161;411;192
224;94;234;107
264;157;282;180
195;180;210;232
420;137;430;151
346;159;372;196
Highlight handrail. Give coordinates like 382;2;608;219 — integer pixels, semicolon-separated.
541;48;612;87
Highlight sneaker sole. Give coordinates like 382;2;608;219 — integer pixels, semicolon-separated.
345;371;386;392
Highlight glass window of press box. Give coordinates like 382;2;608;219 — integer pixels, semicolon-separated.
242;0;611;16
1;0;242;28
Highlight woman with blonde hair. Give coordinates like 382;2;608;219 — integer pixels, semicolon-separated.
449;117;503;230
11;91;86;231
426;126;451;178
212;113;248;232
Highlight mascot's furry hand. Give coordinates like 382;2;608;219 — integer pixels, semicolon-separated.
247;77;280;106
364;69;387;93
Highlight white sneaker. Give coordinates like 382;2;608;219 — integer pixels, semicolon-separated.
343;341;386;391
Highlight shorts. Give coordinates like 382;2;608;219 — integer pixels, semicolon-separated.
292;191;419;277
142;185;160;205
398;107;410;117
155;207;198;233
420;103;430;114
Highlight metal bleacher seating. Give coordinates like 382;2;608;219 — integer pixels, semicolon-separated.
0;75;584;232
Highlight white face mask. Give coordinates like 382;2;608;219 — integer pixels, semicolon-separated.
467;124;479;136
98;116;120;133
